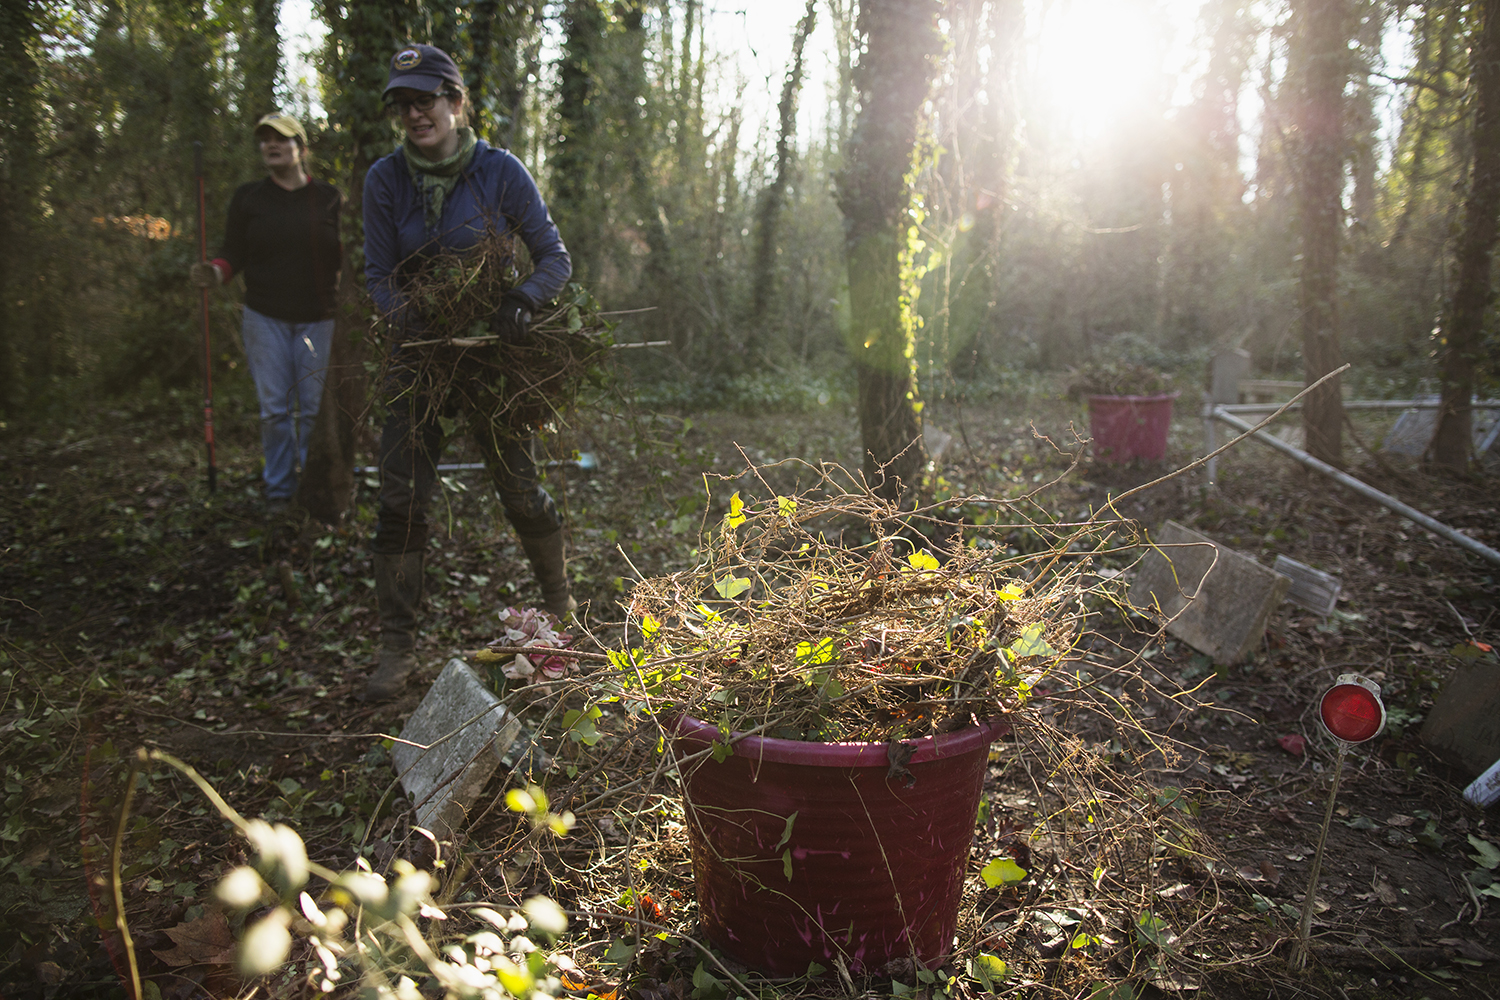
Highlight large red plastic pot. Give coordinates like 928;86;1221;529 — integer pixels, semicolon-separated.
671;715;1010;976
1087;392;1179;463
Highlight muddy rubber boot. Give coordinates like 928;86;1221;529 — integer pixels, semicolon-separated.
519;528;577;620
365;551;425;702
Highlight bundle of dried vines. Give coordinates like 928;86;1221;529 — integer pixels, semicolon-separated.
383;224;613;433
613;472;1091;743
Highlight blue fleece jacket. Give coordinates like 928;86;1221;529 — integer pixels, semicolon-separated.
363;139;572;336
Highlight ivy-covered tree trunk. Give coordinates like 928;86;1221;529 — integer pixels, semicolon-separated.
746;0;817;359
0;0;44;415
243;0;281;118
835;0;942;504
468;0;533;149
552;0;608;286
1431;0;1500;473
1292;0;1351;466
618;0;674;323
296;0;405;524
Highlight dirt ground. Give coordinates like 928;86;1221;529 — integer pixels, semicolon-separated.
1;391;1497;1000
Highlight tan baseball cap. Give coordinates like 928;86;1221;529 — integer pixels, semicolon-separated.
254;112;307;145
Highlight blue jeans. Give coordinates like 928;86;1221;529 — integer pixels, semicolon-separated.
241;306;335;500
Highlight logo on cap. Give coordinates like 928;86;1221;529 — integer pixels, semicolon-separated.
394;48;422;70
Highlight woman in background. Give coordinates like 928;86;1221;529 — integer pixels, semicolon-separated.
192;112;343;514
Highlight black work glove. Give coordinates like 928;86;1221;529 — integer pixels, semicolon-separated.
492;292;535;346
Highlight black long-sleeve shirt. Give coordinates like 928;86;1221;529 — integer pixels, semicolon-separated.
218;177;342;322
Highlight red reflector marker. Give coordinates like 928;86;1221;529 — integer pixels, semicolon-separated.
1319;676;1386;744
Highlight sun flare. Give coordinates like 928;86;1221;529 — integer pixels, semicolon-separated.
1029;0;1185;140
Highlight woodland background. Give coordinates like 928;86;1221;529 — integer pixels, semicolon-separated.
4;5;1500;999
1;0;1498;488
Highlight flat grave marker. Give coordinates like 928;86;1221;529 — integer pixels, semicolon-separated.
1129;520;1291;664
1272;554;1341;616
393;658;522;840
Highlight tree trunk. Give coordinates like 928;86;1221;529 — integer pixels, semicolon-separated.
553;0;608;286
835;0;942;504
828;0;855;152
296;0;403;524
468;1;531;149
1347;1;1384;237
961;0;1022;371
244;0;280;118
1431;0;1500;473
0;0;44;416
747;0;817;358
1293;0;1351;466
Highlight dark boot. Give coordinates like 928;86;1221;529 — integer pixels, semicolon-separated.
366;551;425;702
519;528;577;620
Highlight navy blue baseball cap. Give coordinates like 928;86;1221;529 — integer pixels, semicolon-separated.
384;44;464;97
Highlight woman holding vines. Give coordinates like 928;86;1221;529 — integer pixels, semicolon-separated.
363;43;575;702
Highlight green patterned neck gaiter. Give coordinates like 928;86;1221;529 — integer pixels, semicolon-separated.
403;126;478;229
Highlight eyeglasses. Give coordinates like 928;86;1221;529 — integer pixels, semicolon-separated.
385;92;453;117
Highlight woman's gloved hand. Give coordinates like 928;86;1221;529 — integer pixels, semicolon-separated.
492;292;535;346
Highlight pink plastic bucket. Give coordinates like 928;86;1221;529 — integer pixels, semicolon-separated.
1087;392;1179;463
671;716;1010;976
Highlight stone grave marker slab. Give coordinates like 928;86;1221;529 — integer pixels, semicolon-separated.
1420;658;1500;778
1129;520;1291;664
1383;398;1500;457
1272;555;1341;616
1210;349;1251;405
393;658;521;840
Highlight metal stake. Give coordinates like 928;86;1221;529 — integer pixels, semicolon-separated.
1292;742;1349;970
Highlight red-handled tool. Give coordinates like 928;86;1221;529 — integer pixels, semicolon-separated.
193;141;217;493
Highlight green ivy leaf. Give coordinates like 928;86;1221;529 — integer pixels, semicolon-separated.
1008;622;1057;660
967;953;1009;992
1070;932;1100;950
794;637;835;665
713;576;751;600
782;848;793;882
907;550;939;571
980;857;1027;887
1468;834;1500;870
708;740;732;763
1136;912;1175;951
562;706;602;746
774;811;798;852
691;962;725;1000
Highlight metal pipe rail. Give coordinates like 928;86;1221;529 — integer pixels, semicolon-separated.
1204;405;1500;567
1219;399;1500;414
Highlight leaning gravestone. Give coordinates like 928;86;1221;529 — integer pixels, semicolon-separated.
1129;521;1291;665
393;658;522;840
1420;657;1500;778
1272;554;1341;616
1209;348;1251;405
